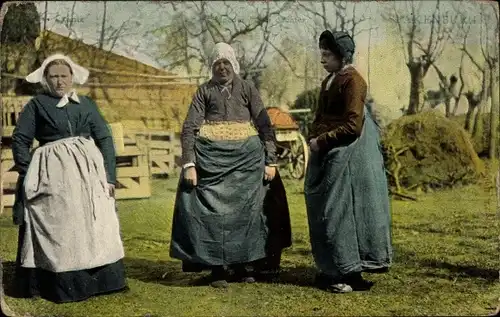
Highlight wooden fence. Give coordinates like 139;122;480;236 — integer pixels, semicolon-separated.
114;142;151;200
123;129;181;177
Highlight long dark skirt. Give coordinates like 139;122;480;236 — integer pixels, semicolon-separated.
254;170;292;272
172;136;292;273
304;108;392;279
181;170;292;274
15;224;127;304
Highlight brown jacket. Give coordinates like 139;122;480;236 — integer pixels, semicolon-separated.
310;66;368;152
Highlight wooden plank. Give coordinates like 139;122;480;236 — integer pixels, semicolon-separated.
2;194;15;208
150;149;172;156
123;138;136;146
109;123;125;153
116;165;149;178
128;129;173;137
2;173;18;185
2;127;14;137
116;147;144;157
150;160;173;175
1;155;17;186
147;140;173;149
115;176;151;199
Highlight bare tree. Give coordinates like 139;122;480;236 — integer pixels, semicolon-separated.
425;62;458;117
274;0;373;77
452;51;467;116
153;1;291;77
296;1;371;40
453;2;498;156
485;4;499;159
382;0;456;115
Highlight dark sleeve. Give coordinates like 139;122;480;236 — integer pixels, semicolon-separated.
12;101;37;177
246;81;278;165
181;87;206;165
87;97;117;185
316;76;366;151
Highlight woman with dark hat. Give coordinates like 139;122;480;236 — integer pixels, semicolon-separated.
304;30;392;293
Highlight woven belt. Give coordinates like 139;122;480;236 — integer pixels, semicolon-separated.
198;121;258;141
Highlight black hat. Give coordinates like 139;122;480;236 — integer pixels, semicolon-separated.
319;30;355;59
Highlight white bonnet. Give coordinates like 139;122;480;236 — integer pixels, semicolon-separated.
210;42;240;75
26;53;89;85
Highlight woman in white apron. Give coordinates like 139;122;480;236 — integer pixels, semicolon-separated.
11;53;127;303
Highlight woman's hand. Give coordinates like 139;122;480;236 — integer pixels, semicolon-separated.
184;166;198;187
264;166;276;181
309;138;320;152
108;184;116;198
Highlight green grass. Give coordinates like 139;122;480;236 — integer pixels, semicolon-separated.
1;175;498;317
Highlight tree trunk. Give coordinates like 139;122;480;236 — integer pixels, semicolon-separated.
489;62;499;159
472;101;485;139
472;71;490;139
444;99;451;117
464;106;476;132
452;93;462;116
407;63;425;115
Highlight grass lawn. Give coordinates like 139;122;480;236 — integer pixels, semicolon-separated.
0;175;498;316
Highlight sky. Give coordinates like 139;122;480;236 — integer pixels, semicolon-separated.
31;1;492;70
31;0;493;72
26;1;496;117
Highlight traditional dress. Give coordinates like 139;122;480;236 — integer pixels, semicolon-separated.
11;54;127;303
170;43;291;278
305;31;392;291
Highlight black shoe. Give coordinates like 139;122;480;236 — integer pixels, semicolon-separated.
233;265;256;283
314;273;353;293
210;279;229;288
315;272;373;293
343;273;374;291
210;267;229;288
241;276;256;283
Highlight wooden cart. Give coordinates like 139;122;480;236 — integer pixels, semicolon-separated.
266;107;309;179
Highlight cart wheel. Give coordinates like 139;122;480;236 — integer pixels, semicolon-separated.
289;133;309;179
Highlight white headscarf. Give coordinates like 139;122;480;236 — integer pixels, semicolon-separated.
210;42;240;75
26;53;90;88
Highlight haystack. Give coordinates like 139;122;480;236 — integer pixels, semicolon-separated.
382;111;484;190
